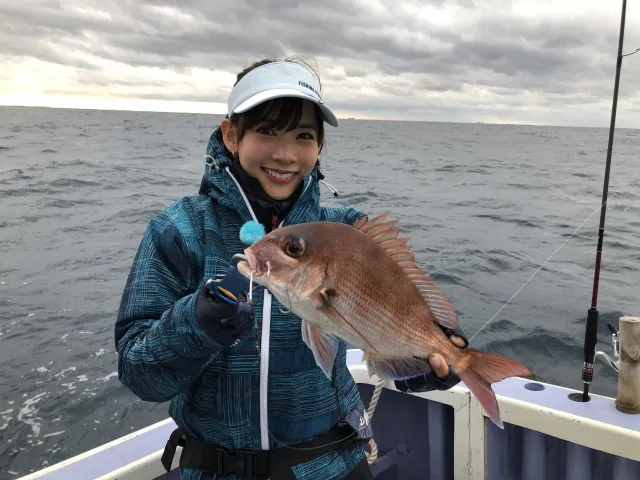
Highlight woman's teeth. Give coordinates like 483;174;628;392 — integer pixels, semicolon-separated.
264;168;294;179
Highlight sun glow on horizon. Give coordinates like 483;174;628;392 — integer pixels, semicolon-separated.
0;92;229;115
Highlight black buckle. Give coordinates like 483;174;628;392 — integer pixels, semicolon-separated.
216;447;268;479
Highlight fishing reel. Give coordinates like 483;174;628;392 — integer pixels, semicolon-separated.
594;322;620;373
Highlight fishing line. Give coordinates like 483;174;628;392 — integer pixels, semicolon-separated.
473;41;639;346
468;198;608;342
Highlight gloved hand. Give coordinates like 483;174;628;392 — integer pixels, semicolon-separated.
394;324;468;393
195;255;255;348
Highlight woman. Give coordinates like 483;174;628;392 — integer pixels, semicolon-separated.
114;57;467;480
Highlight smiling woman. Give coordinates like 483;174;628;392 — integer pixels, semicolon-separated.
113;55;467;480
222;99;322;201
220;60;327;202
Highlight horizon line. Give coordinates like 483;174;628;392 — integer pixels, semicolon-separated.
1;103;638;131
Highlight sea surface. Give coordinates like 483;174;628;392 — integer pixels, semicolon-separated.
0;106;638;477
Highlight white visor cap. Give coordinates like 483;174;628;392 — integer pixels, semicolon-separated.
227;61;339;127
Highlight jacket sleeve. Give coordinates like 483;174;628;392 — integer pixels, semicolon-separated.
345;207;367;226
114;212;225;403
320;205;367;227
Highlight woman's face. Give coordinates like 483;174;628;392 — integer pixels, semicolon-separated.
222;100;322;200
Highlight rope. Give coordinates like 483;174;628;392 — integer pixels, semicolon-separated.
364;378;386;464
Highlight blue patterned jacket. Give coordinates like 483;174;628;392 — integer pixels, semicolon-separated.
114;127;373;480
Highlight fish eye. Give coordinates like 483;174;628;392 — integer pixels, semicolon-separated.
283;236;305;258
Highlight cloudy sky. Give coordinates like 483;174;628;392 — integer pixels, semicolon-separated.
1;0;639;127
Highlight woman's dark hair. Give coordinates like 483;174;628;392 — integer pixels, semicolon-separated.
228;57;326;153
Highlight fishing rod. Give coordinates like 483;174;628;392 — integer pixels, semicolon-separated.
579;0;635;402
469;2;638;394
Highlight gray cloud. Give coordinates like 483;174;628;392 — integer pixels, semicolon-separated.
1;0;639;127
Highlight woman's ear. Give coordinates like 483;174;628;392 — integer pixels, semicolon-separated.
220;118;237;154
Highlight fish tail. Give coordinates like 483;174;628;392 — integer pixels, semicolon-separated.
455;348;533;429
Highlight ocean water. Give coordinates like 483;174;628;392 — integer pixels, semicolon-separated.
0;105;638;477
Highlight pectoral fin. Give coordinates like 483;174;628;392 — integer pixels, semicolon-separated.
314;287;382;356
366;355;433;381
301;320;340;379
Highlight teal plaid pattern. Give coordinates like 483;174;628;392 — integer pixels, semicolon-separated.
114;127;369;479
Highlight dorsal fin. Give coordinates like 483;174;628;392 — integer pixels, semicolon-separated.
355;213;458;330
355;213;389;232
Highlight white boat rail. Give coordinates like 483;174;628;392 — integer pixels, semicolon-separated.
16;349;640;480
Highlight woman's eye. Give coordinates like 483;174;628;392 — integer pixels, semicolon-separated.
257;127;275;135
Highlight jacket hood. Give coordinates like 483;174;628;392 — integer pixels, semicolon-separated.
198;126;324;224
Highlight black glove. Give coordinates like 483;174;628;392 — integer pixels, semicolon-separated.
195;256;255;348
394;324;468;393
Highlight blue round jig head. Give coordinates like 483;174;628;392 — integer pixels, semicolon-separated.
240;221;266;246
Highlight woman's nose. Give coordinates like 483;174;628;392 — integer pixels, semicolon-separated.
271;142;296;163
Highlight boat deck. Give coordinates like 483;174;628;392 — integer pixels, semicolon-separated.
16;350;640;480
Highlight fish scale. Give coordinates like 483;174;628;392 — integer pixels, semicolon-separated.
326;241;435;356
238;213;533;428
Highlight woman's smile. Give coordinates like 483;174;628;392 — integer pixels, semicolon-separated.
261;167;297;184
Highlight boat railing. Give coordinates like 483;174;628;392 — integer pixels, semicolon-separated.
16;352;640;480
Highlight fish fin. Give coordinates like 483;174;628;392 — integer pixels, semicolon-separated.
314;288;382;356
354;213;459;330
379;238;410;249
353;214;370;230
301;320;340;380
455;348;533;429
355;213;389;232
366;355;432;381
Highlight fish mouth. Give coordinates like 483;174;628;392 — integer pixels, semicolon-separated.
234;250;264;278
